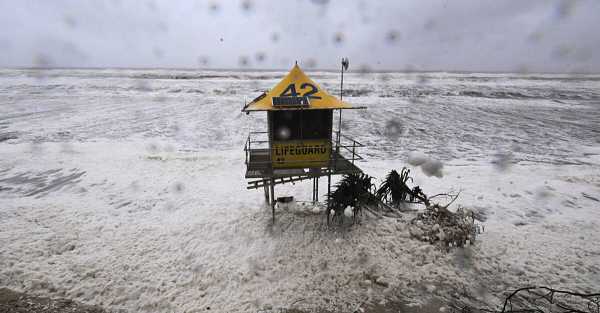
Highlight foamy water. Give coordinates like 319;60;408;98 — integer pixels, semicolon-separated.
1;69;599;312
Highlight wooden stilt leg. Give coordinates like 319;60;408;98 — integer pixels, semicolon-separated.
312;177;317;203
313;177;317;204
263;180;269;203
270;178;275;224
327;174;331;225
315;177;319;202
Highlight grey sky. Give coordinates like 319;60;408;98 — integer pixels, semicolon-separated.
0;0;598;72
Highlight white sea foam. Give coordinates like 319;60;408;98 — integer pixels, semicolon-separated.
1;69;599;312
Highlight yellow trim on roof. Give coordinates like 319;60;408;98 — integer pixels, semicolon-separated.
243;64;353;111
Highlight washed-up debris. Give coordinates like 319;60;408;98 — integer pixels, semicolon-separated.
409;205;483;249
327;168;483;250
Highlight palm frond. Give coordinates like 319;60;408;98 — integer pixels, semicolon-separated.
327;173;374;215
376;168;415;205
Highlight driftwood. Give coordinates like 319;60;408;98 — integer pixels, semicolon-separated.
450;286;600;313
409;198;482;248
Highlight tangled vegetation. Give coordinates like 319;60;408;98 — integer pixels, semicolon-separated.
376;167;430;206
375;168;412;205
326;168;483;249
326;173;376;224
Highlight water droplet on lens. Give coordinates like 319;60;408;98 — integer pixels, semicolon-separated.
555;0;577;19
416;75;429;84
255;52;266;63
64;15;77;28
147;1;157;11
153;47;164;59
241;0;253;12
208;2;219;13
527;31;543;43
197;56;209;67
386;30;401;43
384;120;404;139
424;19;436;31
306;58;318;68
239;56;250;67
333;32;345;45
147;143;159;153
33;53;53;68
357;64;371;76
492;151;513;172
553;45;572;59
172;182;185;193
270;32;280;43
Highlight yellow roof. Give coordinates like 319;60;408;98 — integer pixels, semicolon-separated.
242;64;354;112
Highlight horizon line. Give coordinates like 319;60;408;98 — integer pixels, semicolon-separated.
1;66;598;75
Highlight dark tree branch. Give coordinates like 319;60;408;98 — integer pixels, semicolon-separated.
451;286;600;313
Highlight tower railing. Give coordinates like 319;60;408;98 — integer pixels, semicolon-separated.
244;131;364;176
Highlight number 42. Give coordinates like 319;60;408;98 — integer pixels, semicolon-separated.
280;83;322;99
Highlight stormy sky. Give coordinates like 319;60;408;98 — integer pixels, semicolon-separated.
0;0;598;73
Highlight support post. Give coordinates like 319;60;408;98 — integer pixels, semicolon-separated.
327;173;331;225
270;178;275;224
315;176;319;202
333;134;338;172
313;177;317;204
263;180;269;203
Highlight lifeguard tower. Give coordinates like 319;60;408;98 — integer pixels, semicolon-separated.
243;62;365;222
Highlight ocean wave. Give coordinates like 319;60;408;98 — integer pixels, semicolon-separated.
458;89;596;100
459;90;536;99
133;73;234;80
362;87;599;101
